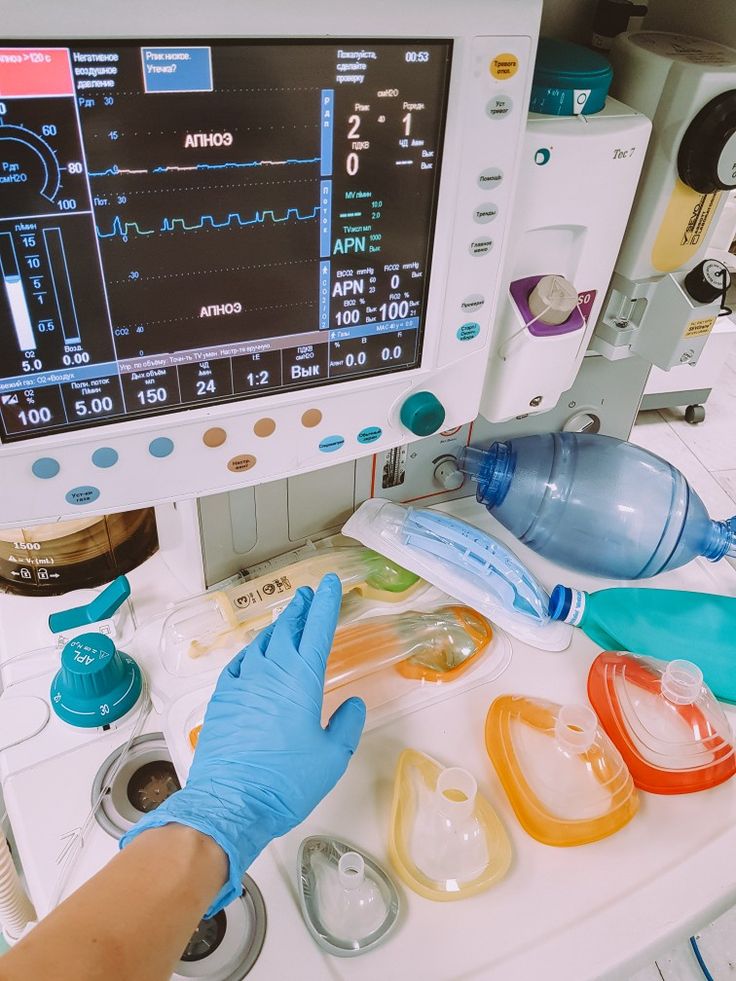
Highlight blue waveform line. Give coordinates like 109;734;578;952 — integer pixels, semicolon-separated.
88;156;320;178
97;205;320;241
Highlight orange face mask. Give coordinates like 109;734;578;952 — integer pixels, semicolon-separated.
485;694;638;846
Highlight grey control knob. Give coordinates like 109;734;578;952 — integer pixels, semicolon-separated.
433;457;464;491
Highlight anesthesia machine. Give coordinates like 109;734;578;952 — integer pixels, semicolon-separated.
1;0;736;979
592;31;736;368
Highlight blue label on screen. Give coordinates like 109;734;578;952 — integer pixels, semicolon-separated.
320;181;332;259
321;89;334;177
319;260;331;328
142;47;213;93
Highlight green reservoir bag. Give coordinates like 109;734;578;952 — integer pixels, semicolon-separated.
549;586;736;703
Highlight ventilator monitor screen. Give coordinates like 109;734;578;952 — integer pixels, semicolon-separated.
0;39;451;441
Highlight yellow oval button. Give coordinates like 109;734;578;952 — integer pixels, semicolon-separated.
490;53;519;80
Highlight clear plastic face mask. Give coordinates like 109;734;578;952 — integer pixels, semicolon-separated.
297;836;400;957
389;749;511;901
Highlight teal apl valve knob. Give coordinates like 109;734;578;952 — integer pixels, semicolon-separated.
400;391;446;437
50;632;142;728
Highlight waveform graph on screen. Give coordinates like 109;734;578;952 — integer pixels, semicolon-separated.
81;45;327;355
0;38;451;442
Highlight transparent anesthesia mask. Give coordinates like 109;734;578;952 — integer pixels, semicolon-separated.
486;695;639;846
297;837;399;957
389;749;511;901
588;652;736;794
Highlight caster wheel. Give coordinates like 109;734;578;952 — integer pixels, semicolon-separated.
685;404;706;425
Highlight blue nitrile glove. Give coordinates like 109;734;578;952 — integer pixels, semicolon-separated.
120;574;366;916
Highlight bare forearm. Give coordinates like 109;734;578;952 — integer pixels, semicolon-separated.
0;825;227;981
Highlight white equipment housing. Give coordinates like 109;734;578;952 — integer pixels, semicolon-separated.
0;0;541;528
480;99;651;423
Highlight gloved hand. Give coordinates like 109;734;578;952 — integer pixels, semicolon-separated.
121;574;366;915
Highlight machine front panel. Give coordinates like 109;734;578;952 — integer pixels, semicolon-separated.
0;15;538;526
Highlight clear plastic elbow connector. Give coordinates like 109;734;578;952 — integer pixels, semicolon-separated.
297;836;399;957
389;749;511;901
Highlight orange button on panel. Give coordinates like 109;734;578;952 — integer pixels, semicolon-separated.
202;427;227;448
227;454;257;473
301;408;323;429
253;417;276;438
490;53;519;80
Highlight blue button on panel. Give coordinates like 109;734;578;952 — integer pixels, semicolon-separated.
319;435;345;453
457;321;481;341
32;457;60;480
149;437;174;458
65;486;101;507
357;426;382;445
91;447;119;469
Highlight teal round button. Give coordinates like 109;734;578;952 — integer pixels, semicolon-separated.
457;322;481;341
92;447;119;469
399;391;446;437
65;485;101;506
319;435;345;453
32;457;60;479
149;437;174;458
357;426;382;445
